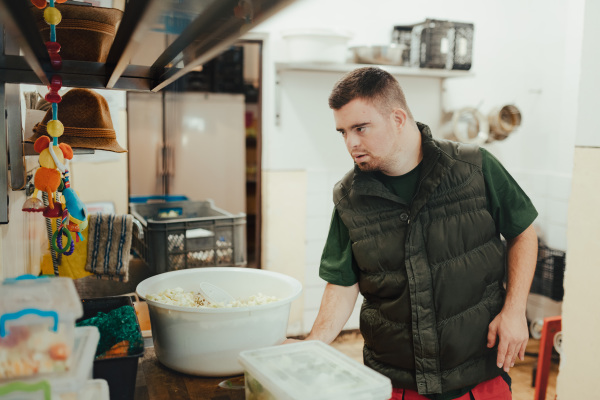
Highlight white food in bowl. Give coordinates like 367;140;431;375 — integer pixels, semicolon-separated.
146;287;279;308
136;267;302;377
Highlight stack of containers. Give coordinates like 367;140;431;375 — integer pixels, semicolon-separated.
0;275;109;400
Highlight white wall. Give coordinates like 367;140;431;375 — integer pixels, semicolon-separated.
253;0;584;335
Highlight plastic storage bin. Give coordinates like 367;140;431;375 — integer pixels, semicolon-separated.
531;241;566;302
130;199;246;273
0;276;83;381
238;341;392;400
77;296;144;400
0;326;105;400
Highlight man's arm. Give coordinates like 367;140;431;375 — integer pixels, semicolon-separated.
487;224;538;372
285;282;359;344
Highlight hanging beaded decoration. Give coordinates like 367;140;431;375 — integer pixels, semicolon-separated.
23;0;86;273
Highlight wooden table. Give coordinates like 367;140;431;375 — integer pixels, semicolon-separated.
134;347;245;400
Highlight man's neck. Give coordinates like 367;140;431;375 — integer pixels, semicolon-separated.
384;122;423;176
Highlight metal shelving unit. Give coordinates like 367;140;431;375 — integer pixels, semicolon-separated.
0;0;295;91
0;0;296;223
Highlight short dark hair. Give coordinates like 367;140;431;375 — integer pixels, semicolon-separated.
328;67;413;120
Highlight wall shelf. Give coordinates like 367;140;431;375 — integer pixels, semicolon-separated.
274;62;473;126
276;62;474;79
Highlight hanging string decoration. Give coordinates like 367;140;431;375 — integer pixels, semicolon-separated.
23;0;88;271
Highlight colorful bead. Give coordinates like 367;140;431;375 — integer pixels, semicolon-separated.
49;53;62;70
31;0;47;9
48;75;62;92
44;91;61;103
46;120;64;138
22;197;45;212
45;41;61;54
43;7;62;25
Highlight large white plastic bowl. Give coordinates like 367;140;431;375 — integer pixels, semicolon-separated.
136;267;302;376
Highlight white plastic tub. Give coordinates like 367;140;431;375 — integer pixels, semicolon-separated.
136;267;302;376
282;29;352;63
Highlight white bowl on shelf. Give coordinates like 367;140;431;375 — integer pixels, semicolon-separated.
281;28;352;63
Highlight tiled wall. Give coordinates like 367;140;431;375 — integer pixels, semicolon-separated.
303;168;364;332
508;170;571;252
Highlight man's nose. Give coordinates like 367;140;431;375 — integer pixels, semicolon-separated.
345;131;359;150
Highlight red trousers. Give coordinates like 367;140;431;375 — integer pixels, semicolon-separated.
389;376;511;400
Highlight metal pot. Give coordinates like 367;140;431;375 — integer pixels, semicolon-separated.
351;44;406;65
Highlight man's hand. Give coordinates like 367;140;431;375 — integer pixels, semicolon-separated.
487;308;529;372
281;283;359;347
488;224;537;373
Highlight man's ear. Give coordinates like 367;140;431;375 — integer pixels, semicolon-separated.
391;107;408;131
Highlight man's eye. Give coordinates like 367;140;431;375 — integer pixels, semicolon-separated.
357;127;366;133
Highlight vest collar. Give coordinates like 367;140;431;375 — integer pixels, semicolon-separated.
409;123;456;216
350;123;456;211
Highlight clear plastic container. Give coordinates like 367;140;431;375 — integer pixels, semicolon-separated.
0;326;105;399
0;378;109;400
238;340;392;400
0;276;83;380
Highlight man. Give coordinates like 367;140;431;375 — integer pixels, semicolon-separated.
286;67;538;400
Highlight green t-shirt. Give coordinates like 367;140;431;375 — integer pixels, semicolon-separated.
318;148;535;399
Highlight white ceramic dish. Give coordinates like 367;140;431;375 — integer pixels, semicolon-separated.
136;267;302;376
281;29;352;63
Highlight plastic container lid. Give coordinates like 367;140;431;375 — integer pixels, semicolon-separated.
238;340;392;400
0;276;83;322
0;326;101;398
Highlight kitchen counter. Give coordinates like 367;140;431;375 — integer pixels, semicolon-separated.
135;347;245;400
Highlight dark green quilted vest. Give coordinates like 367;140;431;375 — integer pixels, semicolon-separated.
333;123;506;395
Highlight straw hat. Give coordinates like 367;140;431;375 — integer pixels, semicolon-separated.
30;3;123;63
26;88;127;153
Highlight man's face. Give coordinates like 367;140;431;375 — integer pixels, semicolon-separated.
333;98;405;175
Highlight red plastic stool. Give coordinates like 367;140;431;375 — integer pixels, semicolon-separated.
534;315;561;400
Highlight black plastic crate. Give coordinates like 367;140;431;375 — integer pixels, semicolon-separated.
77;296;144;400
530;241;566;302
130;200;246;274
